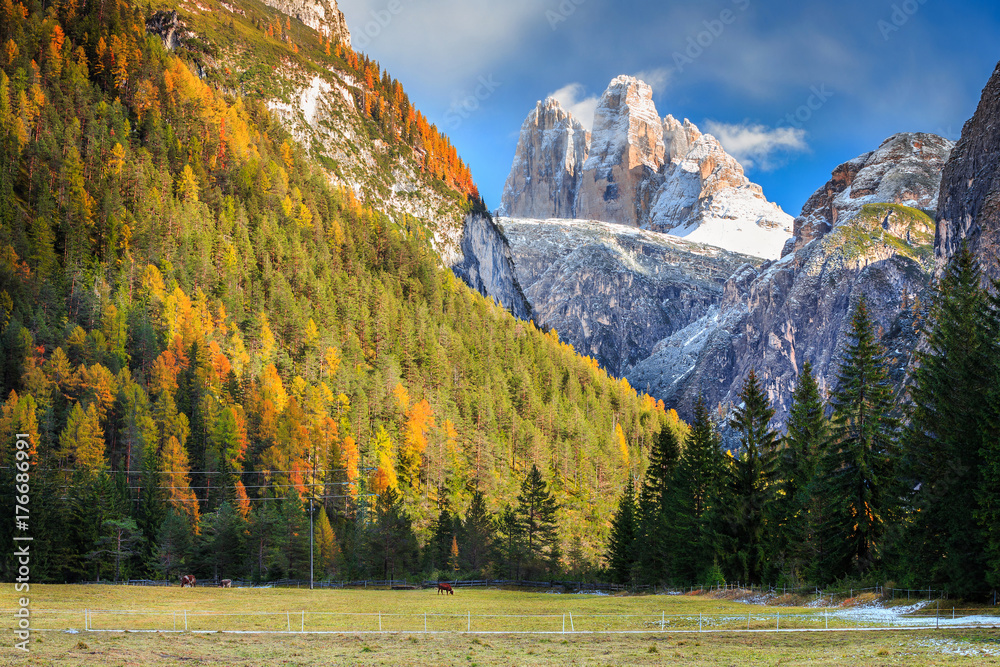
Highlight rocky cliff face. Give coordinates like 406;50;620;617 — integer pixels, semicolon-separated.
936;61;1000;278
259;0;351;46
628;133;952;427
445;215;533;321
499;75;793;260
497;98;589;219
498;217;761;376
574;76;666;227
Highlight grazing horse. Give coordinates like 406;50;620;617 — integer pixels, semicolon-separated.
437;582;454;595
220;579;232;588
180;574;196;588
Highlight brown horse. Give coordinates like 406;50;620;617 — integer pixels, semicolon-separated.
437;582;454;595
180;575;196;588
220;579;232;588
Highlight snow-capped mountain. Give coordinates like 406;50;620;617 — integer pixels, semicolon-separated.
498;75;793;260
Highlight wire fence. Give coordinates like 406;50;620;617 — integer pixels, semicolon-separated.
6;607;999;635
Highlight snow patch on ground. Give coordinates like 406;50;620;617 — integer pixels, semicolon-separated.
911;638;1000;657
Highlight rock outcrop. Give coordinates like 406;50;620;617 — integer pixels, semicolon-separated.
258;0;351;46
783;133;951;257
146;11;192;50
498;217;762;376
447;215;533;321
936;61;1000;278
497;98;589;219
574;76;666;227
627;133;952;428
498;75;793;259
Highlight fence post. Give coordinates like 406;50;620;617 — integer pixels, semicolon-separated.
936;600;939;629
777;611;780;631
699;613;702;632
301;611;305;633
661;611;665;632
85;609;88;632
569;612;574;632
184;609;188;632
562;614;565;634
378;611;382;632
286;611;291;632
467;611;470;633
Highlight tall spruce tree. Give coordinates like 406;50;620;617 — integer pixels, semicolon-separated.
778;362;827;581
904;243;998;597
605;477;639;584
516;465;560;577
725;370;779;584
637;423;681;582
814;295;899;582
460;490;494;574
981;280;1000;594
671;394;725;583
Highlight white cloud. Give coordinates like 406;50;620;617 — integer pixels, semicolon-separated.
703;121;808;171
339;0;540;89
547;83;600;131
630;67;672;95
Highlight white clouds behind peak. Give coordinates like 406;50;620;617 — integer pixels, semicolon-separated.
631;67;672;95
548;83;600;131
704;121;808;171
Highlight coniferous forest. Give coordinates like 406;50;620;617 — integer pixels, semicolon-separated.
0;0;999;601
605;246;1000;598
0;0;677;585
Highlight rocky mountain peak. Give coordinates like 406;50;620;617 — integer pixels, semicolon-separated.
259;0;351;46
574;76;666;226
497;96;590;219
782;132;953;257
498;75;793;258
936;61;1000;279
662;114;702;162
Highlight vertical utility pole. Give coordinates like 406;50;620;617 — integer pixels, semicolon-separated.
309;497;315;590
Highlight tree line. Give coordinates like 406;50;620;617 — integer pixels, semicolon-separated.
605;245;1000;599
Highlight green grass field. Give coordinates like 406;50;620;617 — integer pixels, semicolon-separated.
2;585;998;665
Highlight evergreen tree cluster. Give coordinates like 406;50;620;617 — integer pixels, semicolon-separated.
606;259;1000;598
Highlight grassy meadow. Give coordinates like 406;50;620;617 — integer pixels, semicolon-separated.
0;585;997;665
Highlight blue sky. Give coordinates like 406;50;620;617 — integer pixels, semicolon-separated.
338;0;1000;217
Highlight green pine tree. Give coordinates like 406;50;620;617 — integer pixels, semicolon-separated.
903;243;998;597
637;422;681;583
814;295;899;582
516;464;560;578
671;394;725;583
460;490;494;574
725;370;779;584
778;361;827;582
605;477;639;584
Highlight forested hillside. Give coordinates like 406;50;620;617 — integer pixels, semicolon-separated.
605;245;1000;598
0;0;678;582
